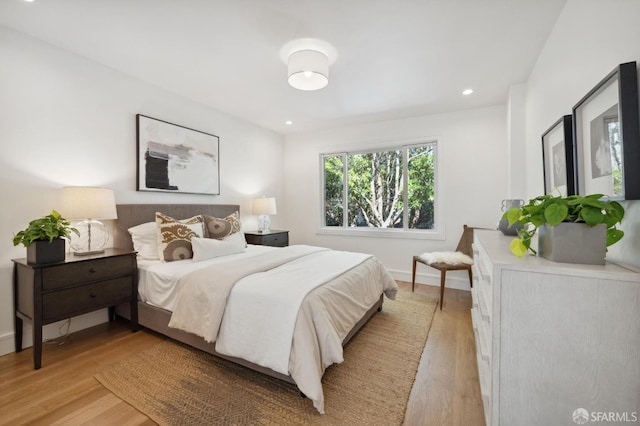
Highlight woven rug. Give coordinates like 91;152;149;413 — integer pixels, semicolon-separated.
95;290;437;425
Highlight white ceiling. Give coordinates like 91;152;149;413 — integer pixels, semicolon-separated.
0;0;567;135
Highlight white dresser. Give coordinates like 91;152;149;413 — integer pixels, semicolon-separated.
471;230;640;426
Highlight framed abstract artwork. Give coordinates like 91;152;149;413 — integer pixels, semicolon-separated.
542;115;574;196
572;61;640;200
136;114;220;195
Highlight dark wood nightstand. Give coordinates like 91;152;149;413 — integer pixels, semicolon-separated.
244;230;289;247
12;248;138;369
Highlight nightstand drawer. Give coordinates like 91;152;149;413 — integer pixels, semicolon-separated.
42;256;133;291
42;277;132;321
245;231;289;247
260;233;288;247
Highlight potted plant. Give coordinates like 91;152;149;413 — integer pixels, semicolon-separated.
502;193;624;265
13;210;79;264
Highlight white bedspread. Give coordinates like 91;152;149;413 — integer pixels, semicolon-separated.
290;256;396;413
215;249;373;376
168;245;326;342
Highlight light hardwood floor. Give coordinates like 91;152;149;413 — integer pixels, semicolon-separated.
0;281;484;425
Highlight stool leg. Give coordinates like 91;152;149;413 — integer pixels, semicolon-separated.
439;270;447;310
411;257;417;292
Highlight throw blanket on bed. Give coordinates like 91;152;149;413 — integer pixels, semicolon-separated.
215;249;373;375
168;245;328;342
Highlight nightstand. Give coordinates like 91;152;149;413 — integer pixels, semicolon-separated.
12;248;138;369
244;230;289;247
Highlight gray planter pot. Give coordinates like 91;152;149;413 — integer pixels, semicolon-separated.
538;223;606;265
26;238;66;265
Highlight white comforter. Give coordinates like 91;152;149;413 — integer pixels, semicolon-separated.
215;247;374;375
168;245;326;342
168;245;398;413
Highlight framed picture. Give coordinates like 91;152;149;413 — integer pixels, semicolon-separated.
572;61;640;200
542;115;574;196
136;114;220;195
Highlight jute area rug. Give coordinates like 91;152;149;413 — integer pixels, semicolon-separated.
95;291;437;425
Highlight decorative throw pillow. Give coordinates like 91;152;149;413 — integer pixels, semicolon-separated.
191;232;247;262
128;221;160;260
203;211;242;239
156;212;204;262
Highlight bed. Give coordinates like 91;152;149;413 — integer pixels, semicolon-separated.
113;204;397;414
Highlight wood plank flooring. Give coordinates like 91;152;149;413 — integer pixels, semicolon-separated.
0;282;484;425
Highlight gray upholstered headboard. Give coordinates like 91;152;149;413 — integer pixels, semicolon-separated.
113;204;240;250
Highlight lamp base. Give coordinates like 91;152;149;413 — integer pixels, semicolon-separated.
258;215;272;234
69;219;109;254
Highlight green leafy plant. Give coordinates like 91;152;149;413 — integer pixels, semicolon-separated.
12;210;79;247
503;194;625;257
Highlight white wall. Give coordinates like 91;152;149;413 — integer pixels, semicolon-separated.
506;83;527;199
283;106;507;287
525;0;640;269
0;26;285;356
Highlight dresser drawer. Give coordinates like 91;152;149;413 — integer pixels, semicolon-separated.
42;277;132;321
42;256;133;291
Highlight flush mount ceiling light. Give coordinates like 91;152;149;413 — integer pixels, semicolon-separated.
462;88;474;95
281;39;336;92
288;49;329;91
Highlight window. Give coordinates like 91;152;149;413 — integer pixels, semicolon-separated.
322;141;437;233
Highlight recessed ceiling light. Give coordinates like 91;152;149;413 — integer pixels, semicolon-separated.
285;120;293;125
23;0;35;2
462;89;474;95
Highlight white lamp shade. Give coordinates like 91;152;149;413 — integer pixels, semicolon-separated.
288;50;329;91
61;187;118;220
252;197;277;215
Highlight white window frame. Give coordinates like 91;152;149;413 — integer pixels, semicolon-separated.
317;137;444;240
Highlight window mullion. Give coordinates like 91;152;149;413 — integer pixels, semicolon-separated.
342;153;348;228
403;147;409;229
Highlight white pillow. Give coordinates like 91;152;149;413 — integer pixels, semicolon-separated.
128;222;159;260
191;232;247;262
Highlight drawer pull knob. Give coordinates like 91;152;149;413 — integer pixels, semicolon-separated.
90;293;97;298
89;268;96;274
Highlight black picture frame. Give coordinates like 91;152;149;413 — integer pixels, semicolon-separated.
572;61;640;200
542;115;574;196
136;114;220;195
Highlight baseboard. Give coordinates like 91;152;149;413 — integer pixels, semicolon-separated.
0;331;14;358
0;309;109;357
387;268;472;291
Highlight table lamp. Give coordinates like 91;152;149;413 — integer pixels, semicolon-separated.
61;187;118;255
252;197;277;233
